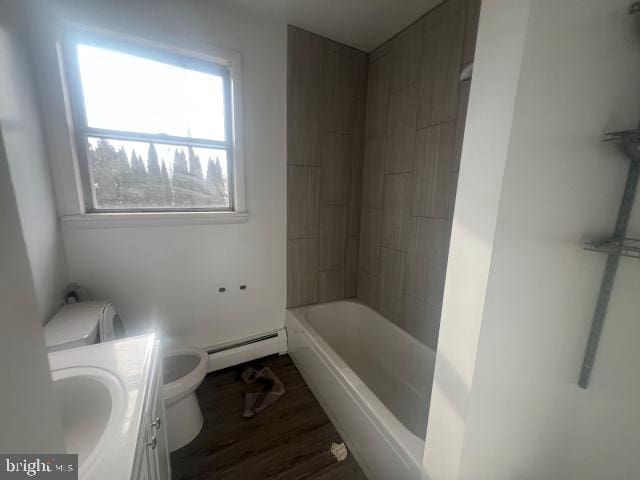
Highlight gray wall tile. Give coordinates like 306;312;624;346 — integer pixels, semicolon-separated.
369;41;391;63
448;170;459;222
323;50;357;134
350;98;366;171
424;257;447;305
390;19;424;93
356;0;477;348
345;236;358;297
462;0;481;65
287;238;319;307
379;248;406;325
290;1;478;341
287;28;367;308
417;9;465;128
385;84;418;174
405;295;442;349
422;0;465;36
354;54;369;100
361;136;386;208
318;269;346;302
319;205;348;270
426;303;442;348
412;121;456;218
287;82;322;166
358;208;382;275
287;165;320;238
365;55;391;138
405;217;449;303
357;269;380;310
348;169;362;237
320;133;351;205
403;294;428;339
287;26;324;84
454;81;471;173
381;173;414;252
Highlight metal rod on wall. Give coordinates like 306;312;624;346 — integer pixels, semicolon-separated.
579;133;640;388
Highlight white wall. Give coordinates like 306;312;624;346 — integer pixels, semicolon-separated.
423;1;532;477
0;140;66;453
426;0;640;478
31;0;287;348
0;2;66;451
0;1;69;323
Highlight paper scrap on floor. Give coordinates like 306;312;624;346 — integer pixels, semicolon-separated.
241;365;285;418
331;442;348;462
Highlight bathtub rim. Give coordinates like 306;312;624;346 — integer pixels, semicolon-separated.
285;299;427;470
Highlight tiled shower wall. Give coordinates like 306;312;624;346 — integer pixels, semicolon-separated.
286;0;479;349
287;26;367;308
357;0;480;348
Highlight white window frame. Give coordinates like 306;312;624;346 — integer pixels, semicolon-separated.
57;26;247;228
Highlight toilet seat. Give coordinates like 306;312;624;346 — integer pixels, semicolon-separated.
162;347;208;405
99;303;128;342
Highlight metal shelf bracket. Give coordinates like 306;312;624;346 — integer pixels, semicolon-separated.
579;129;640;389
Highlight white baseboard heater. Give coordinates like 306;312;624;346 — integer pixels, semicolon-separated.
205;328;287;372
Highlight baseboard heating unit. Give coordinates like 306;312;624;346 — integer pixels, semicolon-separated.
205;328;287;372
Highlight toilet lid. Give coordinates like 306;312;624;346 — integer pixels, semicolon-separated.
44;302;104;349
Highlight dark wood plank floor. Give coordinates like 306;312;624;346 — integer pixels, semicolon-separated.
170;355;367;480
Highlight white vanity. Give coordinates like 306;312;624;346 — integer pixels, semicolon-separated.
48;334;171;480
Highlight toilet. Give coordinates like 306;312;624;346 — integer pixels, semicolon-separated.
162;348;209;451
43;302;125;352
44;301;209;452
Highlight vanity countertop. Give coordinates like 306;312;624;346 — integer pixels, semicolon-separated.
48;334;159;480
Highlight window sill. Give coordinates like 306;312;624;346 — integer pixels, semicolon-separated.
61;211;249;229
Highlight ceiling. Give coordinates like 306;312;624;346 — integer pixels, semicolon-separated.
214;0;444;52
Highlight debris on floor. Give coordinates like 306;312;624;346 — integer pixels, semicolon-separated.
240;365;285;418
331;442;348;462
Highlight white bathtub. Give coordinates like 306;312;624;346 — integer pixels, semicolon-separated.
286;300;435;480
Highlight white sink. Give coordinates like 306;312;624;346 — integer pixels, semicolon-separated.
51;366;126;475
48;335;157;480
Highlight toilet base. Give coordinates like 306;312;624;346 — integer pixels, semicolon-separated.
165;392;204;452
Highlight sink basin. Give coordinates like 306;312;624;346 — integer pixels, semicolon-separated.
51;367;125;475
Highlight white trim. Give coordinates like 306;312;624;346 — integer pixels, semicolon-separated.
226;42;246;214
206;329;287;372
61;211;249;229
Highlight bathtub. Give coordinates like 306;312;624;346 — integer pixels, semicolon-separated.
286;300;436;480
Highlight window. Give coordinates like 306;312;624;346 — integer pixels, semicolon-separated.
65;34;237;213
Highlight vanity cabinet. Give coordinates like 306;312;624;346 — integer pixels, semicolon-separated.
134;346;171;480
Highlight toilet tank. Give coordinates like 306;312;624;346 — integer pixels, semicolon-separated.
44;301;105;352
